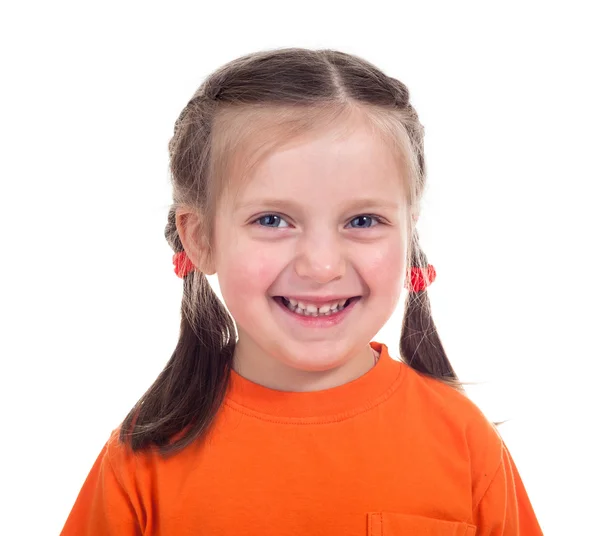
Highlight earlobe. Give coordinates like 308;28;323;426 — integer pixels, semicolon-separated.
175;208;216;275
411;208;420;225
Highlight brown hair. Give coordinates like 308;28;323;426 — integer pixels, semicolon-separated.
120;47;463;456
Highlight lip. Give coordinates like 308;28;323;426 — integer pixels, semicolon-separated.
275;295;360;305
272;296;361;328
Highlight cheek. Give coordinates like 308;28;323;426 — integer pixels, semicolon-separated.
360;238;407;296
217;242;284;300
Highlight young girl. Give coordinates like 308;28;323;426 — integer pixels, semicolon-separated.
61;47;543;535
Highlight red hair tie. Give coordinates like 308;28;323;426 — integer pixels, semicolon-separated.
405;265;436;292
173;251;195;278
172;250;435;292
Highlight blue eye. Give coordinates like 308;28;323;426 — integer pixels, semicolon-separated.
253;214;383;229
348;215;381;228
255;214;289;228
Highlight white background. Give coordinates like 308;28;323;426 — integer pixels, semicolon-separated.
1;1;598;534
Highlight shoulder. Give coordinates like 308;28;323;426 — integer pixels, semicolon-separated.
398;360;498;430
397;361;484;417
104;425;202;478
395;361;504;498
101;427;159;487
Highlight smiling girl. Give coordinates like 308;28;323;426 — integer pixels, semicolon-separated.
61;47;543;535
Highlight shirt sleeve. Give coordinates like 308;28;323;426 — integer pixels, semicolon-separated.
60;437;142;536
473;441;544;535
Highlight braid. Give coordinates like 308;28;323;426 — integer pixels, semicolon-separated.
401;232;462;387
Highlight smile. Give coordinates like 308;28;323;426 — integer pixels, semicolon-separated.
274;296;361;317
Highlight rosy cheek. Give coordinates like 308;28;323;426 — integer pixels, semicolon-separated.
365;240;405;270
360;241;406;293
222;246;281;293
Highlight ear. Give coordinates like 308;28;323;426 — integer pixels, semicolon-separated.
411;206;420;225
175;208;216;275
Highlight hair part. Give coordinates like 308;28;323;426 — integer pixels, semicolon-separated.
120;47;464;456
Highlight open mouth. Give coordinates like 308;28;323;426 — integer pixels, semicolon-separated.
273;296;361;317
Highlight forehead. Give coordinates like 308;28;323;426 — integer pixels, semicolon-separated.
224;115;406;207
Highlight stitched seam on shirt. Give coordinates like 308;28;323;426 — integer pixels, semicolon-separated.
371;512;382;535
223;366;404;424
472;449;503;511
106;434;128;494
106;433;143;531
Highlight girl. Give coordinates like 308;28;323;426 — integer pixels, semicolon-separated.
61;47;543;535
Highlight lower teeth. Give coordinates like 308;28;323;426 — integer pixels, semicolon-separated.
281;298;351;317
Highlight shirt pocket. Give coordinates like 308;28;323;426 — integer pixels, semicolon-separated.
368;512;477;536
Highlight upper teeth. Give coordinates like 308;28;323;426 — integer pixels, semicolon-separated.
284;297;348;314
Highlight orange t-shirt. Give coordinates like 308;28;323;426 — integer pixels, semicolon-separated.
61;342;543;535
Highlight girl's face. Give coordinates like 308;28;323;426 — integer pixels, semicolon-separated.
212;117;410;390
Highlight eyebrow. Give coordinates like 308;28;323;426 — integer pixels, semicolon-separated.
235;198;401;212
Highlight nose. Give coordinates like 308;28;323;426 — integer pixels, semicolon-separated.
294;230;346;283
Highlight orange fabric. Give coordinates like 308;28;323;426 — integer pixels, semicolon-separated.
61;342;543;535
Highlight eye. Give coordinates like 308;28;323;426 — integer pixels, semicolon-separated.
253;214;290;228
347;215;383;229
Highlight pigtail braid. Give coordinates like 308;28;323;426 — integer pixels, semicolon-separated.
400;233;462;389
119;209;236;455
